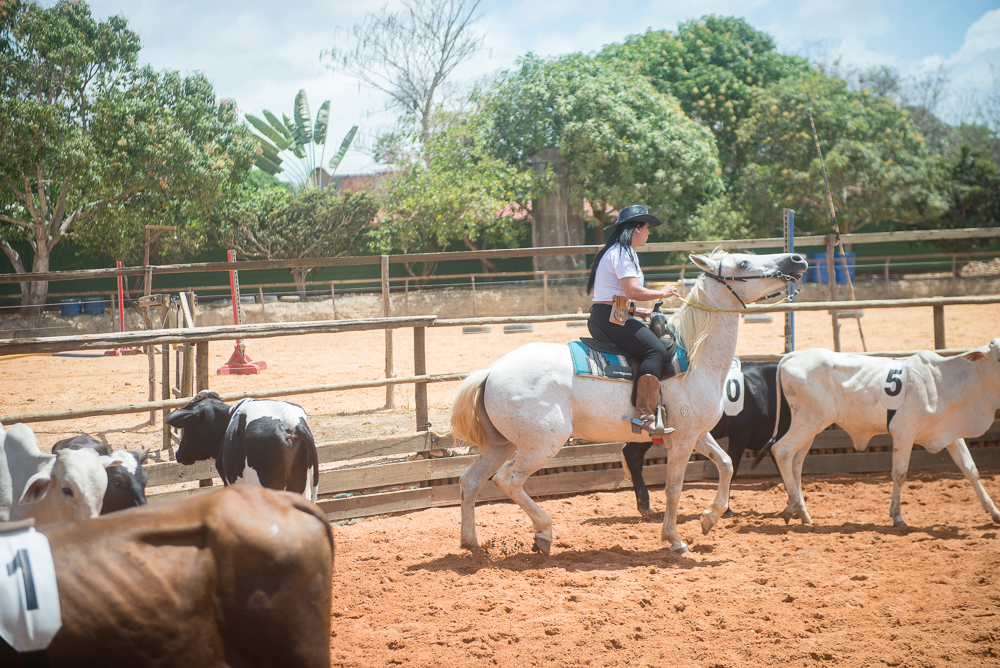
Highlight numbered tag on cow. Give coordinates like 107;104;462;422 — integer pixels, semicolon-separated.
0;525;62;652
880;359;908;411
723;357;745;416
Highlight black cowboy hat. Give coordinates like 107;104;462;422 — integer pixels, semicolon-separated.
609;204;662;229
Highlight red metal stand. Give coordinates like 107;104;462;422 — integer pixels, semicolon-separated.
217;250;267;375
106;259;141;356
218;343;267;375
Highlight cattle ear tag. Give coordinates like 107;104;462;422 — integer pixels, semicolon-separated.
18;473;52;505
961;350;986;362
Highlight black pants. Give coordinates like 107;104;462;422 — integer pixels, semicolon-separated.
589;303;667;405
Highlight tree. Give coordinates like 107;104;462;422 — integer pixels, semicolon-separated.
488;53;723;239
0;0;258;308
370;108;538;278
734;73;946;236
600;16;810;184
218;185;378;297
322;0;485;146
245;89;358;189
919;145;1000;257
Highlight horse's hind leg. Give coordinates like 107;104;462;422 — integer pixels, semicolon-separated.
459;396;517;553
492;439;566;555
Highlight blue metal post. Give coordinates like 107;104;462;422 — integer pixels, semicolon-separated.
783;209;795;352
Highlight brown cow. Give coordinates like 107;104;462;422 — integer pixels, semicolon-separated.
1;486;334;667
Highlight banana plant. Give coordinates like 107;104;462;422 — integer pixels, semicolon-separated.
246;89;358;189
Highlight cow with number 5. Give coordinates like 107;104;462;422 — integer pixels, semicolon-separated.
753;339;1000;528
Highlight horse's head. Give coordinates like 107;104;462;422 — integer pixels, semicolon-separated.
690;251;807;309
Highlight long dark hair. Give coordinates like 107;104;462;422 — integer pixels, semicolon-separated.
586;223;642;295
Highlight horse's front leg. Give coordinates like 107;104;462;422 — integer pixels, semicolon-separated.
694;432;732;535
661;436;697;553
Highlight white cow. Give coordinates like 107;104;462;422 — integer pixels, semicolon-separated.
758;339;1000;527
0;423;112;524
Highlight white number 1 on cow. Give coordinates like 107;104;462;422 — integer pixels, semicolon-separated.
0;527;62;652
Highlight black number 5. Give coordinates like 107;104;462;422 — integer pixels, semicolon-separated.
885;368;903;397
726;378;741;402
7;549;38;611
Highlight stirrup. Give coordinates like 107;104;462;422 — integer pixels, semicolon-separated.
656;404;674;436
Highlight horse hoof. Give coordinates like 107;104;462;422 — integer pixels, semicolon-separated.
461;540;480;553
700;513;716;535
637;504;652;518
532;536;552;555
669;543;690;554
893;518;907;528
781;510;793;525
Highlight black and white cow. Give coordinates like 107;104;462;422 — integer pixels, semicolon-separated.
52;434;149;514
165;391;319;501
755;341;1000;527
622;360;790;517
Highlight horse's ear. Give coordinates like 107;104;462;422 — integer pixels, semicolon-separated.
690;254;716;273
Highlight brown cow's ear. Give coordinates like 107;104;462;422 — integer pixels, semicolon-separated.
135;448;150;466
962;350;987;362
19;472;52;505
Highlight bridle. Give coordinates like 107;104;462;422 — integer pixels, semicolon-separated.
681;260;803;312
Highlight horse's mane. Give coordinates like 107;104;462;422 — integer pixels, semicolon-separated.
668;250;728;369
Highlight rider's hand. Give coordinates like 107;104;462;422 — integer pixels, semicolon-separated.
660;283;680;299
633;307;651;320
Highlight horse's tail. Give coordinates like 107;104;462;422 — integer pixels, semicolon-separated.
751;357;789;471
451;368;491;449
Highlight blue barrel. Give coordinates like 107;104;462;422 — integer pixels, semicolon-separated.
60;298;81;316
82;296;105;315
807;253;828;283
834;252;855;284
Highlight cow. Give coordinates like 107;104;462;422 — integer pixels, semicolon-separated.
754;339;1000;527
52;434;149;514
0;485;334;667
0;423;112;525
165;391;319;501
622;360;791;517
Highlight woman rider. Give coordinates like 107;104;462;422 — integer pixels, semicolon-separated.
586;205;679;436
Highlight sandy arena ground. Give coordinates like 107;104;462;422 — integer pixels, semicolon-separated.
2;304;1000;666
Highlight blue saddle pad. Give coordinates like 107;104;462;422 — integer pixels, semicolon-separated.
568;341;633;381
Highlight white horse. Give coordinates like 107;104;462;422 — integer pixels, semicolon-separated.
451;251;808;554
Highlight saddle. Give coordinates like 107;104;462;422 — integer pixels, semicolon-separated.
582;303;680;381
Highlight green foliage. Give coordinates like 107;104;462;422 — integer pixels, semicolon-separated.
488;52;723;237
918;145;1000;254
601;16;810;183
371;110;539;276
218;183;378;294
245;89;357;188
0;0;257;305
734;73;946;235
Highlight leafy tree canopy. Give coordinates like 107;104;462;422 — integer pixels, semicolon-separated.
734;73;946;236
600;15;810;183
218;183;378;295
371;108;539;277
488;52;723;238
0;0;257;306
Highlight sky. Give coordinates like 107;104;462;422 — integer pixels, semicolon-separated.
77;0;1000;175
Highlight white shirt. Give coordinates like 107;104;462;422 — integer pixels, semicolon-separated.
593;245;644;302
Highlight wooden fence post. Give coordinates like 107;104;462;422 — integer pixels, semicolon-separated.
470;276;476;317
933;305;946;350
196;341;209;392
543;272;548;315
414;326;428;432
330;282;336;320
884;258;891;299
144;268;155;425
826;237;841;352
160;299;171;459
382;255;394;409
258;287;267;323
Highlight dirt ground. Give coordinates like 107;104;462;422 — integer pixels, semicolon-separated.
2;304;1000;667
331;470;1000;667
